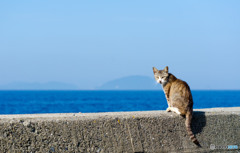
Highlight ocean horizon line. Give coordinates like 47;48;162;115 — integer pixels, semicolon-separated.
0;89;239;91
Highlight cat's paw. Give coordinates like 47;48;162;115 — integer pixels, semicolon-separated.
166;107;171;112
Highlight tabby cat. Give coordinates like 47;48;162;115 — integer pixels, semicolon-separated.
153;66;200;146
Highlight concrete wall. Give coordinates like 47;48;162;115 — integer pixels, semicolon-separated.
0;107;239;153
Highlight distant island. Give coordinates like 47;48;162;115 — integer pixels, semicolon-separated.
0;76;162;90
96;75;161;90
0;82;78;90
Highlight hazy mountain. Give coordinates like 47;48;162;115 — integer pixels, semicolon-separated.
96;75;161;90
0;82;79;90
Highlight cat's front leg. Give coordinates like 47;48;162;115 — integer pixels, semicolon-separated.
166;97;171;112
166;107;172;112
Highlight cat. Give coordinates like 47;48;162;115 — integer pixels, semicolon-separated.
153;66;200;146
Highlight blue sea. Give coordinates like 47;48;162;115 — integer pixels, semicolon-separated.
0;90;240;115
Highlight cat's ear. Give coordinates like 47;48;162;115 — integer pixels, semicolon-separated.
164;66;168;73
153;67;158;74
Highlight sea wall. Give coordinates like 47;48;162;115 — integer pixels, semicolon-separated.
0;107;239;152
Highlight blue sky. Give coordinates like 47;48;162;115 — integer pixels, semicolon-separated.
0;0;240;89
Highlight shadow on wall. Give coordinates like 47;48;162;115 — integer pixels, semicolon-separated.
192;111;206;135
135;111;206;153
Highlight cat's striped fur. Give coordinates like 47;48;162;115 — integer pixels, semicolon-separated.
153;66;200;146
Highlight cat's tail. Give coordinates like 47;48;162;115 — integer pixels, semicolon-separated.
185;111;201;147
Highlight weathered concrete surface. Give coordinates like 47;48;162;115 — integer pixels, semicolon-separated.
0;107;239;153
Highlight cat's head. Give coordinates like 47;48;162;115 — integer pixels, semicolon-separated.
153;66;169;85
